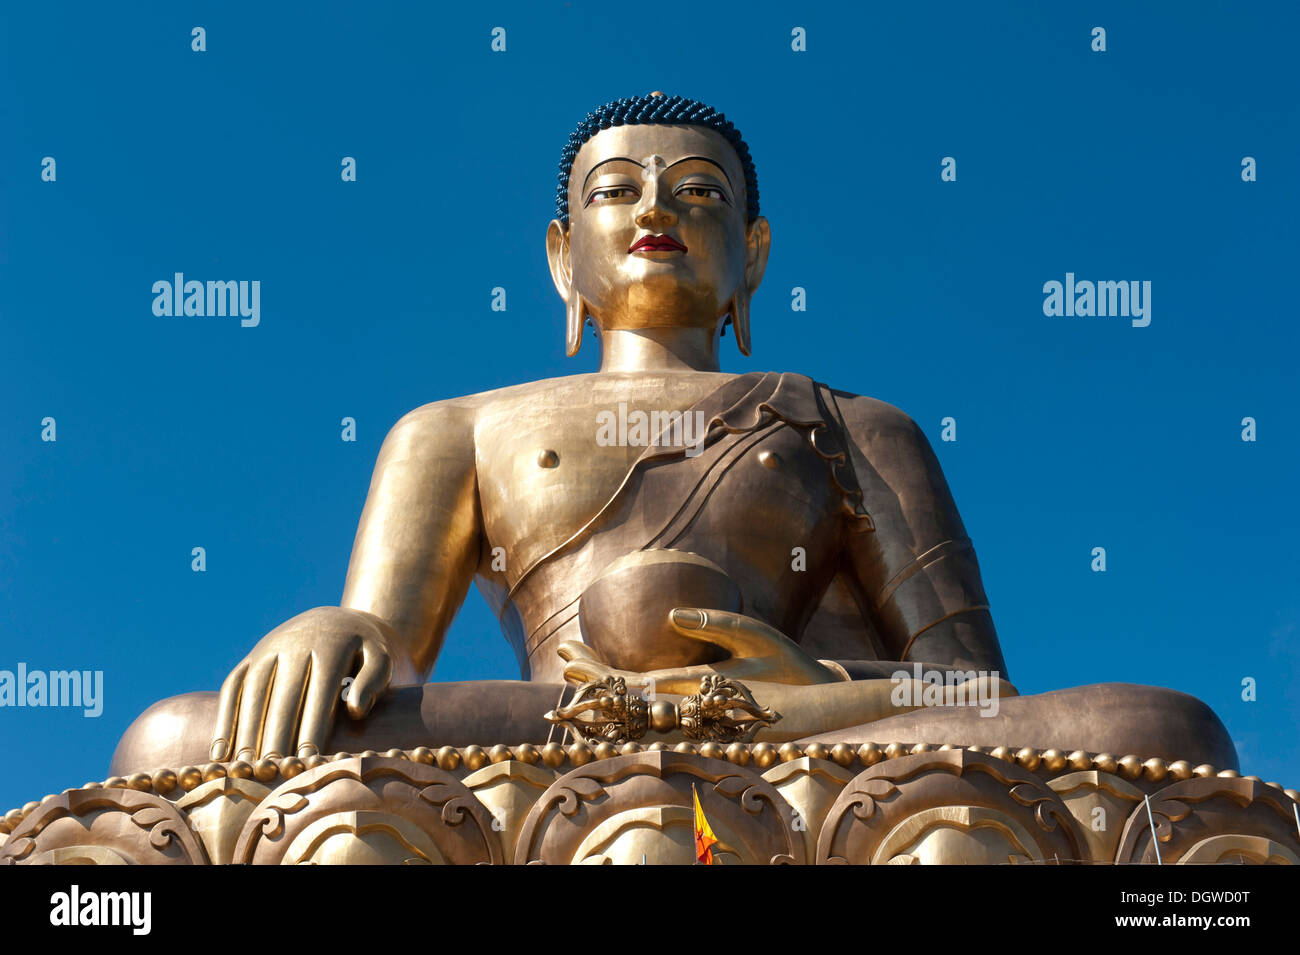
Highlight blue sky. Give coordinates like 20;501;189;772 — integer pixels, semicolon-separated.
1;1;1296;812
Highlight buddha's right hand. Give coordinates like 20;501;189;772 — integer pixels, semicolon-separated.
209;606;414;762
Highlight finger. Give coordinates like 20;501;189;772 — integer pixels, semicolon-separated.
557;640;599;663
258;654;311;759
563;659;610;685
346;638;390;719
633;665;714;696
668;608;784;656
296;650;352;758
210;660;248;761
561;657;640;686
233;659;277;761
562;658;706;697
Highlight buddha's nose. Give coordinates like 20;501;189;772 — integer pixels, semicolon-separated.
634;179;677;230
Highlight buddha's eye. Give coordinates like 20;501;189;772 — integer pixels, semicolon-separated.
586;187;636;205
677;185;727;202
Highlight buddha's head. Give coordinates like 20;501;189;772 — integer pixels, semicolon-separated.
547;93;771;358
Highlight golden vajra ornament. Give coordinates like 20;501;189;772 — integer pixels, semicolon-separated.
545;674;780;745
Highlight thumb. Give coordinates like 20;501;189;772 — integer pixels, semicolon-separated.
557;640;599;663
346;640;391;719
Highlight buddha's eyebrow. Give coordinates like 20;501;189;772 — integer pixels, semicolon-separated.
666;156;733;190
581;156;734;191
582;157;643;191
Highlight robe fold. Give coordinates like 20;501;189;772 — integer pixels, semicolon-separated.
497;371;875;679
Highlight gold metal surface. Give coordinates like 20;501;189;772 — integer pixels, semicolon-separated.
545;675;778;745
8;746;1293;865
108;98;1240;793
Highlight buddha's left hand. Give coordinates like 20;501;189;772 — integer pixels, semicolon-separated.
557;608;842;695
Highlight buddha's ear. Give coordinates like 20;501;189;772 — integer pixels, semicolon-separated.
730;216;771;357
547;219;585;357
745;215;771;295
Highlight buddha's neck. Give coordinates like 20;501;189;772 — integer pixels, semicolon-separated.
597;327;721;373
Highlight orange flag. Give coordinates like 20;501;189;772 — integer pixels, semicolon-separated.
693;784;718;865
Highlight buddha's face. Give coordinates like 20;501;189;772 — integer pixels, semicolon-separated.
548;123;769;346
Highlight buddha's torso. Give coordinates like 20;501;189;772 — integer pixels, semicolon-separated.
468;371;851;679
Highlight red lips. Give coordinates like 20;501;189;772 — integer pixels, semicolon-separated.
629;234;688;254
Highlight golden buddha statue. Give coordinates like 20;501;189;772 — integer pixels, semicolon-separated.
111;93;1236;778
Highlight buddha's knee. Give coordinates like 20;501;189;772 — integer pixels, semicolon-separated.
1101;683;1238;771
1019;683;1238;771
110;691;218;776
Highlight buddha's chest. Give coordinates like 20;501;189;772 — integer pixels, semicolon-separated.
476;407;639;573
474;383;847;599
475;383;711;573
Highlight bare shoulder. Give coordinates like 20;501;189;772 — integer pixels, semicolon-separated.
461;370;741;418
388;395;477;434
462;373;602;414
376;395;480;472
378;377;597;466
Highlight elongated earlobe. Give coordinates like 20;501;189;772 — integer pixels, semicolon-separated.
565;294;586;357
729;289;752;356
731;216;769;358
547;218;588;357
